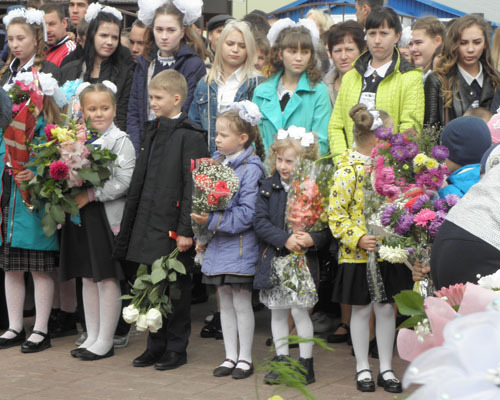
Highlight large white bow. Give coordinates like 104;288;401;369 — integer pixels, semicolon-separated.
369;111;383;131
276;126;315;147
266;17;320;49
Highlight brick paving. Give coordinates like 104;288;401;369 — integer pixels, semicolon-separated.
0;297;413;400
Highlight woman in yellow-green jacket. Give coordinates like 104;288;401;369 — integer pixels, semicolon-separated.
328;7;424;157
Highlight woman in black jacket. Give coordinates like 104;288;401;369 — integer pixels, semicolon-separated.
59;6;134;131
424;14;499;128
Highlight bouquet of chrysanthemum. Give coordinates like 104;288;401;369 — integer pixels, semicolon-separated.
121;248;186;333
191;158;239;264
267;159;333;308
20;119;117;237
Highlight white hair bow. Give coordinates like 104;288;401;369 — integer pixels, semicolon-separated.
3;8;48;42
369;111;383;131
85;3;123;23
276;126;315;147
267;17;320;49
138;0;203;27
226;100;262;126
398;26;412;48
75;81;117;98
15;71;68;108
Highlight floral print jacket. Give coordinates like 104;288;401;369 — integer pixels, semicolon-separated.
328;150;371;263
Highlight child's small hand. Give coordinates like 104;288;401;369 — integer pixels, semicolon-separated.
190;212;208;225
285;234;302;252
358;235;377;251
195;242;206;253
73;191;90;209
295;232;314;248
176;235;193;252
412;261;431;282
14;169;34;183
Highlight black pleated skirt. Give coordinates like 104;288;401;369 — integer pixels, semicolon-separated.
59;202;123;282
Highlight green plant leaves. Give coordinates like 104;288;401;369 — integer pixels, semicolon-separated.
78;168;100;187
394;290;426;316
151;268;167;284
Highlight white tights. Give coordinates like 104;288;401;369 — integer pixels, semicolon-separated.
79;277;121;355
351;303;396;381
1;270;54;343
271;308;314;358
218;285;254;370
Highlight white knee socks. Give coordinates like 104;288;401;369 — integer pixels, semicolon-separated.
1;271;25;339
291;308;314;359
373;303;396;380
351;304;372;380
218;286;238;368
29;272;55;343
80;278;99;349
87;278;121;356
271;309;290;356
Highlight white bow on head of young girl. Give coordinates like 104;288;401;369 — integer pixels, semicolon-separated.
84;2;123;23
3;8;48;42
137;0;203;27
226;100;262;127
266;17;320;49
75;81;118;98
369;111;383;131
276;126;315;147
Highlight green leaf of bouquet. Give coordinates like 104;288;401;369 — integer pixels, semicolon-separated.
148;286;160;303
397;314;426;330
160;294;169;304
151;258;163;272
151;268;167;285
168;271;177;282
49;204;65;224
133;277;147;290
41;213;57;237
136;264;148;277
394;290;425;316
169;259;186;275
37;164;45;176
140;275;152;283
78;168;101;186
119;294;133;300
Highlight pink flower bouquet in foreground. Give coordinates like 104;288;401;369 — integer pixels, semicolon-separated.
20;121;116;236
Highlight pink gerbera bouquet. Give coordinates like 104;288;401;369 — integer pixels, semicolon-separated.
20;119;117;236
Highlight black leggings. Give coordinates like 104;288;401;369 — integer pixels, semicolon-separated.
431;220;500;289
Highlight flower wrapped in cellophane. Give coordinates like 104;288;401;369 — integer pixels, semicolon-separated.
267;159;334;309
20;119;117;237
191;158;239;264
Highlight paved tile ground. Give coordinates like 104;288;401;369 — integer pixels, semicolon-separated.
0;297;413;400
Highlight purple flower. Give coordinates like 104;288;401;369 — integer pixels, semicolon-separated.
411;194;431;214
395;212;414;235
381;204;397;226
445;194;460;207
375;127;392;140
406;247;415;254
428;210;447;237
416;168;445;191
390;133;406;146
433;198;447;212
432;145;450;161
406;142;419;158
390;145;410;162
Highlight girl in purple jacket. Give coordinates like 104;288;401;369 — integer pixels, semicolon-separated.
191;101;266;380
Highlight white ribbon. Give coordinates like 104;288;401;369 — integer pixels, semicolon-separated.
102;80;117;94
226;100;262;126
266;17;320;49
276;126;315;147
300;131;315;147
85;3;123;23
15;71;68;107
3;8;48;42
369;111;383;131
75;82;91;98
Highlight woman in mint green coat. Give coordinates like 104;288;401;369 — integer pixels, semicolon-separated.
252;24;332;156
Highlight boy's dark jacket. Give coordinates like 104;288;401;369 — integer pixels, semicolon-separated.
253;171;331;290
113;113;208;266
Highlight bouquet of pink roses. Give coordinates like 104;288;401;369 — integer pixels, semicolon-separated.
21;119;116;236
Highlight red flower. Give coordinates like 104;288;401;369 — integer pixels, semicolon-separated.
214;180;230;196
44;124;58;141
194;174;213;190
49;161;69;180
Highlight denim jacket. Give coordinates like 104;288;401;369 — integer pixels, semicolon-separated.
188;74;263;154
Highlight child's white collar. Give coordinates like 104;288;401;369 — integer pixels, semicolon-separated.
222;150;244;165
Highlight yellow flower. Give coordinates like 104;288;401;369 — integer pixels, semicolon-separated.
403;164;409;170
268;397;284;400
426;158;439;169
52;127;72;142
413;153;427;166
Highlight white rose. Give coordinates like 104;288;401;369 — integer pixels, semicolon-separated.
135;314;148;332
145;308;163;333
478;269;500;290
122;304;139;324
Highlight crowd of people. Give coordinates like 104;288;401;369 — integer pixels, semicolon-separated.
0;0;500;395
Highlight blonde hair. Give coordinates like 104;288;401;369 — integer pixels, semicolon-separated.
306;9;333;35
267;134;319;174
349;104;392;145
463;107;493;124
492;28;500;72
218;110;265;161
149;69;188;105
0;18;47;81
206;20;257;85
79;83;117;108
43;96;64;126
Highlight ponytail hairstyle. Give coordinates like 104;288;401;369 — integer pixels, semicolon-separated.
266;25;321;85
434;14;499;110
206;20;257;85
349;104;392;145
144;3;205;61
219;109;266;161
0;17;47;81
82;11;125;81
79;82;117;108
267;132;319;174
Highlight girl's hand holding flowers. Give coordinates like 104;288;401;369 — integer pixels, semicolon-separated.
295;232;314;248
14;169;34;183
195;241;206;253
176;235;193;252
412;260;431;282
358;234;377;251
190;212;208;225
73;191;90;209
285;234;302;252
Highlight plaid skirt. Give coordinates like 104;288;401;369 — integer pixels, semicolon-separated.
0;206;57;272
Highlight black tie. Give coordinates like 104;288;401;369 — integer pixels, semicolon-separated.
280;93;291;112
471;79;482;98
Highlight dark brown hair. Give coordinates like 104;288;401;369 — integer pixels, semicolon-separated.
349;104;392;144
219;110;266;161
327;20;366;54
266;26;321;85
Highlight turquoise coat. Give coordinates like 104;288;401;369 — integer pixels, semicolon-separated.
0;122;59;251
252;71;332;155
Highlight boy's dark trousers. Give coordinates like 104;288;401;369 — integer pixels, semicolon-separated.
147;273;192;355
